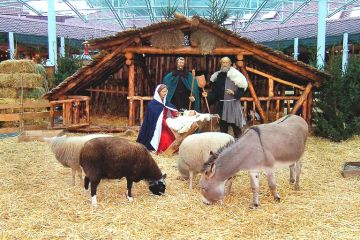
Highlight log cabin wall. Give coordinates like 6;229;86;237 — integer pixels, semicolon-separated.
86;58;147;118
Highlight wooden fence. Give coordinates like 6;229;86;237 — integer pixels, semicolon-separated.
0;100;50;134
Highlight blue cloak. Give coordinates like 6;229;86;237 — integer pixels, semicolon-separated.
137;90;177;151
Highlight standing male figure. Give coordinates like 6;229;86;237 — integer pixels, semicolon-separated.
202;57;248;138
163;57;201;112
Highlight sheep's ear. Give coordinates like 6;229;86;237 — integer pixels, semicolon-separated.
206;163;216;178
162;173;167;179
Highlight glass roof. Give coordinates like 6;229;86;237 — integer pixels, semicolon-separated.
0;0;359;32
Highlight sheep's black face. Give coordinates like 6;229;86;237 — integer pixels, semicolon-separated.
149;174;166;195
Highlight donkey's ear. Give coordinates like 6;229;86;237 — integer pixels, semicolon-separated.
206;163;216;178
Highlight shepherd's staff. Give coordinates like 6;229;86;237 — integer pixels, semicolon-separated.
188;69;196;110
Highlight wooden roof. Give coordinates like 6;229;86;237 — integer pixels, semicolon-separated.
45;15;328;100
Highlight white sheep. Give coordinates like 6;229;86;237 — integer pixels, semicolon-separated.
45;134;113;186
178;132;234;189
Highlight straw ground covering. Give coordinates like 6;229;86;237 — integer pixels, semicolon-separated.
0;135;360;239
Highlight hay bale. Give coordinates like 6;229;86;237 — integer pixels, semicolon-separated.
0;88;17;98
0;60;36;74
0;73;43;88
190;29;226;55
150;29;184;50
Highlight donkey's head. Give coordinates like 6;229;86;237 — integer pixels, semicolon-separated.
148;174;167;196
200;151;227;205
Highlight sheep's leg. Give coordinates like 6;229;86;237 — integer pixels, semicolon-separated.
249;171;260;208
71;168;76;186
77;167;83;184
264;169;280;202
295;160;302;191
189;171;194;190
126;178;134;202
289;163;295;183
84;176;90;195
90;179;100;207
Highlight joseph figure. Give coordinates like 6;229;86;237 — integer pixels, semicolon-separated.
163;57;201;112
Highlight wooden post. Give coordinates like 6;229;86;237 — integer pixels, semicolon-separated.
126;52;135;126
50;103;54;128
140;99;144;125
276;99;280;120
85;99;90;124
240;65;267;123
291;83;312;115
307;90;313;124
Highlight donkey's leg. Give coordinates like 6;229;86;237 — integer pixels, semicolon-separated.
295;160;302;191
189;171;194;190
264;169;281;202
126;178;134;202
84;176;90;195
289;164;295;183
90;179;100;207
249;171;260;207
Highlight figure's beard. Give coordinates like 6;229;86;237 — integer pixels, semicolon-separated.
177;65;184;70
220;66;230;72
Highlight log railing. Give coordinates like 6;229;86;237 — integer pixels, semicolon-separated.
241;96;300;125
49;96;90;129
127;96;153;125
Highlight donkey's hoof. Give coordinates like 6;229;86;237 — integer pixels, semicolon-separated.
274;197;281;203
289;178;295;184
251;203;259;209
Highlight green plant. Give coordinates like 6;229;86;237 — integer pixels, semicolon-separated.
314;54;360;141
54;56;84;86
161;0;179;20
206;0;230;25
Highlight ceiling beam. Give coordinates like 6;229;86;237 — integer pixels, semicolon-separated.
144;0;156;22
281;0;311;24
63;0;88;23
16;0;42;16
184;0;189;16
242;0;270;31
327;0;359;18
104;0;126;30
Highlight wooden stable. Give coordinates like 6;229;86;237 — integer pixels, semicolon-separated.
49;95;90;129
44;15;328;129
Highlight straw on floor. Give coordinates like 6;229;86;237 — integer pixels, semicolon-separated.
0;135;359;239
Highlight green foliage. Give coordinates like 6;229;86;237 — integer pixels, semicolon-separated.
161;0;179;20
314;55;360;141
54;56;84;86
206;0;230;25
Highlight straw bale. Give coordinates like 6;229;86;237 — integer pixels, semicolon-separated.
150;29;184;50
0;88;17;98
190;29;226;55
0;135;360;239
0;60;36;74
0;73;43;88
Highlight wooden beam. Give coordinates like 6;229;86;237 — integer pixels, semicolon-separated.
127;53;135;126
86;88;127;94
291;83;313;115
123;46;253;55
240;96;300;101
246;67;306;90
240;66;267;123
197;24;325;82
